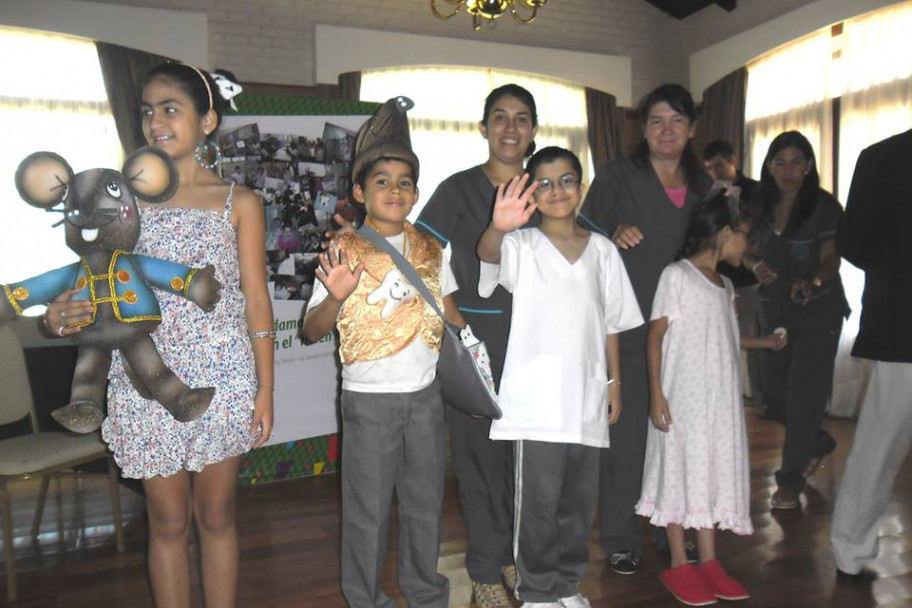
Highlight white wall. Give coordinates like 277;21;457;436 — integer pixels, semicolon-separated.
315;25;633;106
0;0;207;66
689;0;902;100
32;0;677;103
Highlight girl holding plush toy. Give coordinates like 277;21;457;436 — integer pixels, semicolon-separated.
43;62;273;607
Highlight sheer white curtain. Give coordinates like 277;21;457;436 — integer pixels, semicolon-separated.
360;66;590;219
744;31;833;190
828;3;912;416
744;2;912;417
0;27;121;300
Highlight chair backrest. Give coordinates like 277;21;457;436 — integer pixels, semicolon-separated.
0;325;37;427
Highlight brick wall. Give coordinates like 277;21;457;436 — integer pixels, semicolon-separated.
65;0;810;102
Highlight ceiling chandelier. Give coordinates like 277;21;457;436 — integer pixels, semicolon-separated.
431;0;549;31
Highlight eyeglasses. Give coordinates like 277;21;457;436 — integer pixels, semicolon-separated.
535;174;580;196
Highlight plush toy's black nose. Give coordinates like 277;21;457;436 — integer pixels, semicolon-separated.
63;206;93;227
63;206;118;228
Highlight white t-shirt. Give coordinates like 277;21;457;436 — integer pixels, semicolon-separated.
479;228;643;447
307;231;458;393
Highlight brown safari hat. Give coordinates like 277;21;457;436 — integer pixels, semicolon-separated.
351;96;419;183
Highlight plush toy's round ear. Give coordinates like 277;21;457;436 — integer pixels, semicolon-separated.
15;152;74;209
122;147;178;203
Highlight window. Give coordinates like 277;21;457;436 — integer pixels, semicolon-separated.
743;2;912;416
0;26;120;300
744;30;833;191
745;3;912;192
360;66;591;218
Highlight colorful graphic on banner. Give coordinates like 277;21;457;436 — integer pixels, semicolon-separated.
238;434;339;485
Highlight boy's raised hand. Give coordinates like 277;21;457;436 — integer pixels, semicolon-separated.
315;243;363;302
492;173;538;233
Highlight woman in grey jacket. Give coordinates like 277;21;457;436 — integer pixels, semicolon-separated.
578;83;712;576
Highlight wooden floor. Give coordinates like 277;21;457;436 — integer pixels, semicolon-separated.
2;407;911;608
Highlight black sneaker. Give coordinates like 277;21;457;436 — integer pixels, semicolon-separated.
657;540;698;564
608;550;639;575
684;540;698;564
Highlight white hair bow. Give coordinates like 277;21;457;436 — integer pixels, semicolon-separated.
708;180;744;222
709;180;742;201
212;73;243;111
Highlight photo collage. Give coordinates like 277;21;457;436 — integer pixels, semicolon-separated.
218;122;365;302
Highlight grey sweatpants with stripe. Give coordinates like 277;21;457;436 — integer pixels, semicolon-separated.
513;440;600;603
340;381;450;608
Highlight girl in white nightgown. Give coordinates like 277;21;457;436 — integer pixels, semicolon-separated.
637;188;786;606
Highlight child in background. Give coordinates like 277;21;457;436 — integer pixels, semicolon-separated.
301;99;463;608
636;189;787;606
476;147;643;608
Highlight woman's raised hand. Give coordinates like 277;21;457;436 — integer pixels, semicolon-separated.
315;243;363;303
492;173;538;233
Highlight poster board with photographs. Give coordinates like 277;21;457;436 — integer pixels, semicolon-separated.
220;97;379;458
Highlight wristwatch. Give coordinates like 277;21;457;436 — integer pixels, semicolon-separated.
811;276;823;289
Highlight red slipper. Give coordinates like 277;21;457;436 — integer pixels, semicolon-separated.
698;559;750;601
660;564;717;606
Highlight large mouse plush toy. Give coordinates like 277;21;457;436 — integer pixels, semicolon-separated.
0;147;221;433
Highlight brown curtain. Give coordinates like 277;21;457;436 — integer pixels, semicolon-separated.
338;71;362;101
585;87;624;170
315;83;342;99
695;67;748;167
95;42;171;154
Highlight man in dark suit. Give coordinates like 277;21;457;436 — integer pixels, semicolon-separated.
831;129;912;577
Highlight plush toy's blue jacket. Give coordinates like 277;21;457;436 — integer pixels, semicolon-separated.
3;251;198;324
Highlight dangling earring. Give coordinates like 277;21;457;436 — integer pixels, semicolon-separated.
194;139;222;170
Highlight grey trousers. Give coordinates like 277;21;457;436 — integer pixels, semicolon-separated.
513;440;599;603
447;407;514;584
598;332;650;557
340;382;450;608
832;361;912;574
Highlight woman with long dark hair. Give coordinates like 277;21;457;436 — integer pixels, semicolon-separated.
415;83;538;608
577;83;713;575
746;130;849;510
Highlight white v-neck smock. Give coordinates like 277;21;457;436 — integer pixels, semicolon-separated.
479;228;643;447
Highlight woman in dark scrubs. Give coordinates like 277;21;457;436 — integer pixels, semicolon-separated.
416;83;538;608
746;130;848;510
577;83;713;575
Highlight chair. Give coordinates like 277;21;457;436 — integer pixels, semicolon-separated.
0;325;124;602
